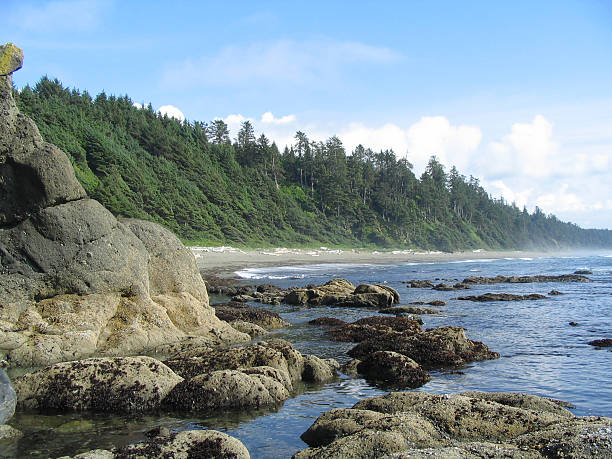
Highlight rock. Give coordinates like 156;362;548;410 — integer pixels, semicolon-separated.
328;316;423;343
229;320;269;338
0;369;16;424
0;50;248;367
213;301;291;329
308;317;347;326
588;338;612;347
354;284;400;303
433;282;471;291
574;269;592;275
427;300;446;306
0;423;23;441
406;280;434;288
0;43;23;75
114;429;250;458
294;391;603;458
348;326;499;369
162;367;290;412
549;290;563;295
379;306;439;315
457;293;547;302
569;321;579;326
14;356;182;413
355;351;431;388
58;450;114;459
164;339;336;385
284;278;356;306
461;274;590;284
302;355;337;383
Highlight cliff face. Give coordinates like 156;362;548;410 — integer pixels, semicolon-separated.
0;43;248;368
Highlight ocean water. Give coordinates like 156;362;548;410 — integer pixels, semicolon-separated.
6;253;611;458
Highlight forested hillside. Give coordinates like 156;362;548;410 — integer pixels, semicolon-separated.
14;77;612;250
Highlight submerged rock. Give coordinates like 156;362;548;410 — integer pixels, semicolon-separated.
14;356;182;413
588;338;612;347
294;391;609;458
308;317;347;327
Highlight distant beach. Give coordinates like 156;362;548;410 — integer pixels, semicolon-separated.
191;246;556;278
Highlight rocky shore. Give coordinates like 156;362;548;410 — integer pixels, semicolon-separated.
1;43;610;457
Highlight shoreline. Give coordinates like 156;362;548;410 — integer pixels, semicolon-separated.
192;247;566;279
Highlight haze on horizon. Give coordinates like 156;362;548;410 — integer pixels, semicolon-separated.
2;0;611;229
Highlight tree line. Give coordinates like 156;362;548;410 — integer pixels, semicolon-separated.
14;77;612;250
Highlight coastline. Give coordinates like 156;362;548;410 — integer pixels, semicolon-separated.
192;246;559;279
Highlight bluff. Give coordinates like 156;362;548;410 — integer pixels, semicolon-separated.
0;43;248;368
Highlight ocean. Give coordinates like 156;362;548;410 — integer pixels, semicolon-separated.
7;253;611;458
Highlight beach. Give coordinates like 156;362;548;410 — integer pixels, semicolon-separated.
191;246;556;278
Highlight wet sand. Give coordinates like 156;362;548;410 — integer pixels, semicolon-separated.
191;246;554;278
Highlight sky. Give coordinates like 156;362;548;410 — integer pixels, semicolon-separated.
2;0;611;229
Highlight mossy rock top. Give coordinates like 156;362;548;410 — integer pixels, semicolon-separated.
0;43;23;75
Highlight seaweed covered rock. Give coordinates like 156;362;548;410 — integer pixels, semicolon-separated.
327;316;423;342
284;279;397;308
164;339;337;384
162;367;290;412
379;306;439;315
0;46;248;367
14;356;182;413
213;301;291;330
457;293;547;302
348;326;499;368
294;392;609;458
113;429;250;459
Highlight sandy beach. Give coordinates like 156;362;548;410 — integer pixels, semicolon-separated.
191;246;555;278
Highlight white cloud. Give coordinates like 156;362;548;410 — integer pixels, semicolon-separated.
337;116;481;174
133;102;143;109
158;105;185;122
261;112;296;124
224;114;250;125
484;180;533;208
161;39;401;89
10;0;112;32
483;115;557;178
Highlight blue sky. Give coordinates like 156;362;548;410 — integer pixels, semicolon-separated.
3;0;611;229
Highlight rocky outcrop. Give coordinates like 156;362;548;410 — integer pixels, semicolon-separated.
379;306;439;315
0;44;248;368
327;317;423;343
14;356;183;413
294;392;611;458
284;279;398;309
348;326;499;368
212;301;291;330
462;273;590;284
457;293;547;302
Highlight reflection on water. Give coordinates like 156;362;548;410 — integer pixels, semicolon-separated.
6;254;611;458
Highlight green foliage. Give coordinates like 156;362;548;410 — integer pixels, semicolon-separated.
15;77;612;250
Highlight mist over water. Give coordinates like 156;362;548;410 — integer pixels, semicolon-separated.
8;253;611;458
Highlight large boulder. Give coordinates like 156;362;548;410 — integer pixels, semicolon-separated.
14;356;182;413
0;45;248;368
354;351;431;389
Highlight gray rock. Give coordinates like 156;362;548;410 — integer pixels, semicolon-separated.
14;356;182;413
0;369;16;424
0;424;23;441
356;351;431;388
